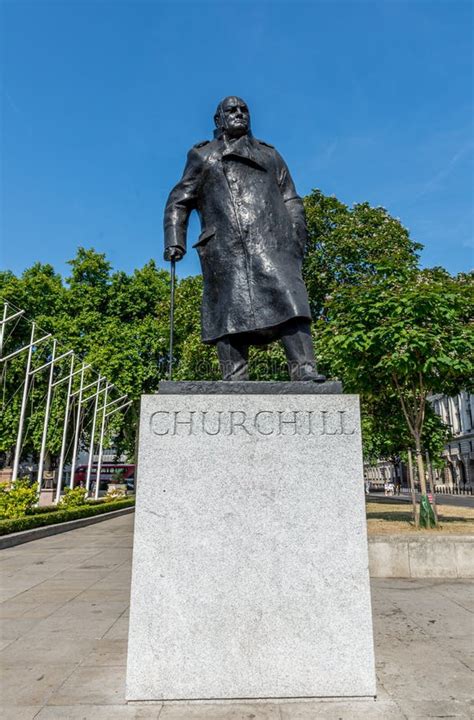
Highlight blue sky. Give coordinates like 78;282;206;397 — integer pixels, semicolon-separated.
1;0;473;280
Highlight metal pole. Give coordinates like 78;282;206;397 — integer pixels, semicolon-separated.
105;399;133;417
55;354;75;503
81;384;109;404
104;394;127;410
86;375;102;495
11;323;36;482
30;349;73;376
37;339;57;494
0;305;25;359
94;383;110;500
0;303;7;358
51;363;87;387
69;363;86;489
168;258;176;380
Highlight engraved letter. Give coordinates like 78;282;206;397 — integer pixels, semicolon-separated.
278;410;299;435
202;411;223;435
229;410;251;435
321;410;338;435
254;410;274;436
150;411;170;435
173;411;195;435
339;410;355;435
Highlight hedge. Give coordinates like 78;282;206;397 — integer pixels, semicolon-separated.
0;497;135;535
27;498;117;515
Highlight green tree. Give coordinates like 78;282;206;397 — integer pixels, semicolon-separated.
0;249;174;466
316;268;473;525
303;189;422;317
0;264;69;466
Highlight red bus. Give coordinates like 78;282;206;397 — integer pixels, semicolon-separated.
73;463;135;490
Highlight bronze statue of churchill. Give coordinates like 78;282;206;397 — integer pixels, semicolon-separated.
164;96;325;382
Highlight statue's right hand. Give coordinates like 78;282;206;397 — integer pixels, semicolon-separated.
165;246;185;262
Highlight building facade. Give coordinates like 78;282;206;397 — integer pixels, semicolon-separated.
430;391;474;488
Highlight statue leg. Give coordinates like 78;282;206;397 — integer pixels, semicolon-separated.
216;334;249;380
280;319;326;382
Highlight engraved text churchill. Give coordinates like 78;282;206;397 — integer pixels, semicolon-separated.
149;409;356;437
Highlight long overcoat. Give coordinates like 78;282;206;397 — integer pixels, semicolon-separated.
164;134;312;343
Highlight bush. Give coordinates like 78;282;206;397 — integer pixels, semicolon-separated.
0;497;135;535
28;505;60;515
0;478;38;519
59;487;88;508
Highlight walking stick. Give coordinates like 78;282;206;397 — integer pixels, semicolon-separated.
168;257;176;380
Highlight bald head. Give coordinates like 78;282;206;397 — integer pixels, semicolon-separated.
214;96;251;139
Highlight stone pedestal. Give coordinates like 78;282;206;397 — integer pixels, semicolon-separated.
38;488;55;506
126;382;376;701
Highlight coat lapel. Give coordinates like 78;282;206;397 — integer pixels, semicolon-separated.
221;136;267;171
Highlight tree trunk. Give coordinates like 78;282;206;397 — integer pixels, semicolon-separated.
425;451;439;526
414;436;436;529
407;449;418;527
414;436;427;495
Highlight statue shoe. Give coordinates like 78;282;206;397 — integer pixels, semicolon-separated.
291;364;327;382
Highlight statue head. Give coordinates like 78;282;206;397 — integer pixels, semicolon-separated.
214;96;251;140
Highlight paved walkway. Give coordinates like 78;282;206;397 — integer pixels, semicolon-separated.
0;514;472;719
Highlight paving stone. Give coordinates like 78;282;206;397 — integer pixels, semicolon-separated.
0;664;76;705
14;601;70;620
431;579;474;612
52;598;129;620
0;707;43;720
46;665;127;705
103;613;130;639
377;639;473;703
35;706;162;719
0;635;96;666
74;587;131;603
25;612;119;639
0;618;38;643
80;638;128;666
278;699;405;719
0;600;33;619
158;702;281;720
394;698;472;719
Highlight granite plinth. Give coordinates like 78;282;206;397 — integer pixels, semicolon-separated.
159;380;342;394
126;390;376;701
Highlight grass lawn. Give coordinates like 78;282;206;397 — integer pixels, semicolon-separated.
366;499;474;535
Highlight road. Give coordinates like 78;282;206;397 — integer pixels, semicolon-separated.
368;491;474;508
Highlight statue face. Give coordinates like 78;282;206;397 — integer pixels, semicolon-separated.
218;97;250;138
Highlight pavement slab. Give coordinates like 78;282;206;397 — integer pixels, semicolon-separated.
1;707;43;720
35;706;163;719
0;513;472;720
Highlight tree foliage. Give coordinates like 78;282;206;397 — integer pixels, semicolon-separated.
0;249;173;463
303;189;422;316
315;266;473;498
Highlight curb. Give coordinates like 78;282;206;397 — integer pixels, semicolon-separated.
368;533;474;578
0;506;135;549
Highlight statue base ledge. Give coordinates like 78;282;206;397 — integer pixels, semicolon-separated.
159;380;343;395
